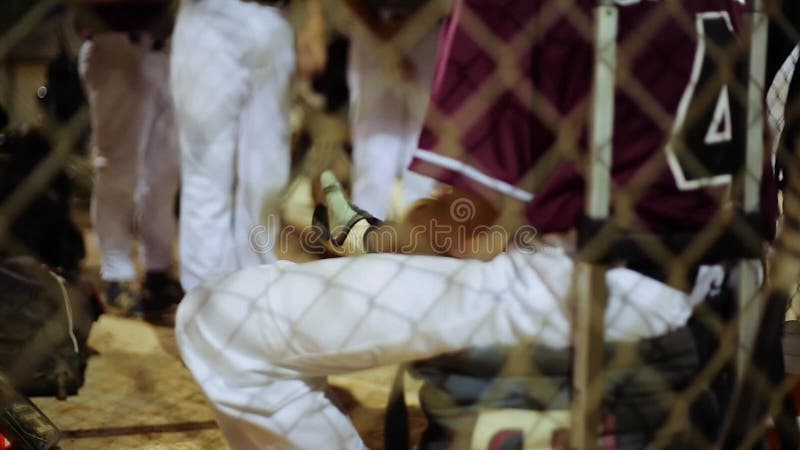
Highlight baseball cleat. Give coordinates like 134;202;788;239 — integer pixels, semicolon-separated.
139;272;184;326
320;170;382;248
102;281;138;317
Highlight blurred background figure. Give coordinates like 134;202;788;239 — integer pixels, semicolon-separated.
347;0;438;220
1;6;88;278
74;0;182;317
170;0;326;291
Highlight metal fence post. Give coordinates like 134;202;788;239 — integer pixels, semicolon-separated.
737;0;768;378
570;2;617;449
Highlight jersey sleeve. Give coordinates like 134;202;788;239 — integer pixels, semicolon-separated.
409;0;543;206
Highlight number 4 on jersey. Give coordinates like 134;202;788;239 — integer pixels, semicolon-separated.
666;12;746;190
705;85;733;145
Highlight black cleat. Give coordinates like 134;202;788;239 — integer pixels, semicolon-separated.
139;272;184;326
103;281;138;316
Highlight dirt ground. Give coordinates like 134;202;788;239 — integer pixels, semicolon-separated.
30;187;425;449
33;315;425;449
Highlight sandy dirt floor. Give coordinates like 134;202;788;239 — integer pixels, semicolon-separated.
28;188;425;449
33;315;424;449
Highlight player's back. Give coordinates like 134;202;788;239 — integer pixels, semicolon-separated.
413;0;776;237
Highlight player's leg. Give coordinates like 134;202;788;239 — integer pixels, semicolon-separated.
170;0;248;291
348;38;411;220
78;34;147;304
399;27;440;209
232;6;294;269
136;44;182;306
176;249;714;448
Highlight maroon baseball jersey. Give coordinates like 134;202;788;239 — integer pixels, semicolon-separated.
410;0;778;238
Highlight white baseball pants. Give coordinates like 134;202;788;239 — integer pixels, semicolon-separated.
79;33;179;282
171;0;294;291
348;29;440;220
175;248;723;449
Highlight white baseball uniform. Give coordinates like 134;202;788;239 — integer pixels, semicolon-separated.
175;246;723;449
79;32;179;282
348;28;439;220
170;0;295;291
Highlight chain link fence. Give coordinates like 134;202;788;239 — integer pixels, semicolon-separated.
1;0;800;449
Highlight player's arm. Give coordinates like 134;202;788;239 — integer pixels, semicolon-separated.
319;171;527;260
